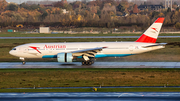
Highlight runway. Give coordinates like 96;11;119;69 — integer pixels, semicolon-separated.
0;92;180;101
1;36;180;39
1;62;180;68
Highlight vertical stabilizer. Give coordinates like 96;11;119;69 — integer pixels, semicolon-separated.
136;17;165;43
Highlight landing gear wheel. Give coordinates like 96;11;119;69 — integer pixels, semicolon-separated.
91;60;94;64
85;61;89;65
82;61;85;65
22;61;26;65
88;61;92;65
20;57;26;65
82;60;94;65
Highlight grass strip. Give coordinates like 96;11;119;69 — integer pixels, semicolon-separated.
1;68;180;72
1;88;180;93
0;68;180;89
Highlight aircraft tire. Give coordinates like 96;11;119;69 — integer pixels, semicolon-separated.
85;61;89;65
22;61;26;65
82;61;85;65
88;61;92;65
91;60;94;64
82;60;94;65
82;61;92;65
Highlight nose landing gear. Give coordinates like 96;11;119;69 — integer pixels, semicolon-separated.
22;61;26;65
20;57;26;65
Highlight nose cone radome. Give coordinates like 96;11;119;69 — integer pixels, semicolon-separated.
9;50;16;56
9;50;13;55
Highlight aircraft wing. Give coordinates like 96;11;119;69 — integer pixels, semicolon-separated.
142;43;167;48
71;47;107;57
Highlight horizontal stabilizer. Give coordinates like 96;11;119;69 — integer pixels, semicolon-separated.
142;43;167;48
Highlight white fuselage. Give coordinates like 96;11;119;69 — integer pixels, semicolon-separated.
9;42;165;59
9;17;165;65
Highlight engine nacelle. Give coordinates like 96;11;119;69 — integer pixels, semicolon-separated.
57;53;73;63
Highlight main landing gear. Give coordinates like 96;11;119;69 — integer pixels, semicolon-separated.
82;55;95;65
20;57;26;65
82;60;94;65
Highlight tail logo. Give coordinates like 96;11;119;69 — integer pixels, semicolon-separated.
29;46;41;54
151;27;158;32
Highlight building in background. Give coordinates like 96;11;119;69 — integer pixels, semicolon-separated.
39;27;50;33
138;5;165;11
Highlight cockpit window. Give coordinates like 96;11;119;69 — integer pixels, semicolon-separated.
12;48;16;50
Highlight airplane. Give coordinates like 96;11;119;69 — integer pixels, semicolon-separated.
9;17;165;65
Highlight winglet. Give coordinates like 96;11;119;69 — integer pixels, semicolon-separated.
136;17;165;43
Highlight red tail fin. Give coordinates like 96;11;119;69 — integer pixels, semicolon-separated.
136;17;165;43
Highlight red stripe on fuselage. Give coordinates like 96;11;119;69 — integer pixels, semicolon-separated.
29;46;41;53
155;18;165;23
136;34;157;43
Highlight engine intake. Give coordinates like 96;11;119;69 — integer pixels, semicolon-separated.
57;53;73;63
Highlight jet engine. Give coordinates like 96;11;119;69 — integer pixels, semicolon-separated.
57;53;73;63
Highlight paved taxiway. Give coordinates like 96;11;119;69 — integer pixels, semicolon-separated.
1;36;180;39
1;62;180;68
1;92;180;101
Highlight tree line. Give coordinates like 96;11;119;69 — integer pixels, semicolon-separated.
0;0;180;29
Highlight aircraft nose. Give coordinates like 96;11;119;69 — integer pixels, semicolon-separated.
9;50;13;55
9;50;15;56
